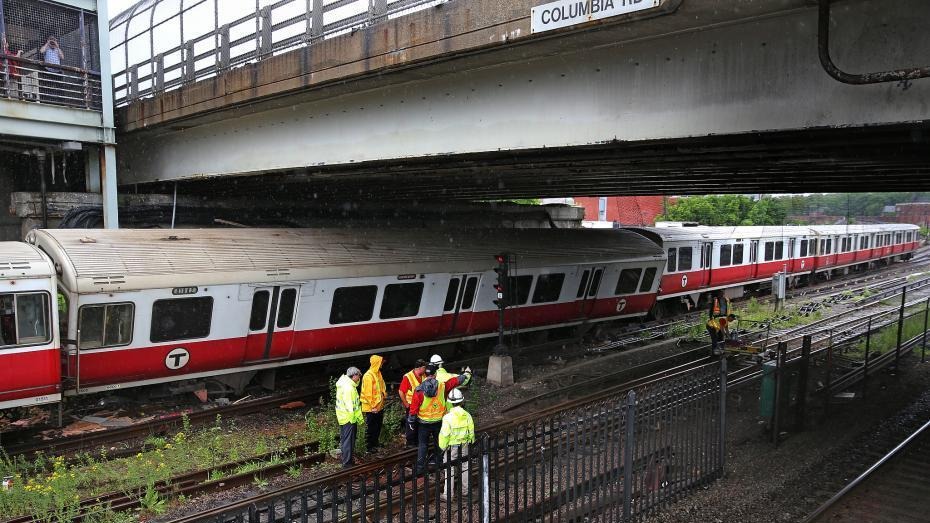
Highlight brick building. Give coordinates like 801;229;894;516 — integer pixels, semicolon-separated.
572;196;667;225
895;203;930;228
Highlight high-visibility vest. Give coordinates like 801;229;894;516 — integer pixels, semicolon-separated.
335;375;363;425
706;317;720;331
713;297;729;317
439;407;475;450
403;370;422;405
436;366;453;384
417;382;448;423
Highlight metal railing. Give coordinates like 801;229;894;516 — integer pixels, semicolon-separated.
110;0;451;106
1;55;101;110
171;360;726;523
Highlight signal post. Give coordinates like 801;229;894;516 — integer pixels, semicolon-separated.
488;253;514;386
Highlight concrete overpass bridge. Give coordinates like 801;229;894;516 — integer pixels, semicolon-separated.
111;0;930;200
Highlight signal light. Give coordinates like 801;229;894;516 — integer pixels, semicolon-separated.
494;253;509;309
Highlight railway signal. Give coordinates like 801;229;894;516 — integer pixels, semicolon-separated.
493;253;510;355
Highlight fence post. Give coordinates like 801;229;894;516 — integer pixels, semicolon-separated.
623;391;636;521
718;355;727;474
259;6;273;57
218;25;230;71
795;335;811;431
824;329;834;421
129;64;139;100
771;341;787;447
310;0;324;41
481;435;490;523
863;317;872;399
895;287;906;373
370;0;388;25
154;54;165;92
920;298;930;363
183;41;195;83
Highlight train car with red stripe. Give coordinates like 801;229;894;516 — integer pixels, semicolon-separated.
627;223;920;315
18;227;664;403
0;242;61;411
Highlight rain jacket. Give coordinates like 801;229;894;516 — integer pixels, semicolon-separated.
409;373;470;423
335;374;363;425
439;406;475;450
361;355;387;413
436;365;454;384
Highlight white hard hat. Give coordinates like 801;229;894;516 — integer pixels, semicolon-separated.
429;354;444;365
448;388;465;404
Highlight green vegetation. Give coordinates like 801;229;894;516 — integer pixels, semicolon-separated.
657;193;930;226
846;309;929;360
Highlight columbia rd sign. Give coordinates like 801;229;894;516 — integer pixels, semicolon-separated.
531;0;661;33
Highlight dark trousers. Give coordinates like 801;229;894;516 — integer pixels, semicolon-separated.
405;408;418;447
707;326;721;354
340;423;357;468
417;421;442;473
364;411;383;451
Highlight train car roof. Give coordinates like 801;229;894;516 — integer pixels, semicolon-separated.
0;242;54;279
26;228;665;293
632;223;918;243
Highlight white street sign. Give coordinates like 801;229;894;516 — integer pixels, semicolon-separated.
531;0;660;34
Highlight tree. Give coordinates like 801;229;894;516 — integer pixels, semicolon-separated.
657;195;786;226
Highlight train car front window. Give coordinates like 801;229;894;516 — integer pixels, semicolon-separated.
151;297;213;342
0;292;51;347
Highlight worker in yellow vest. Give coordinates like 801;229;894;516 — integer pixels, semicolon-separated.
334;367;364;468
408;364;472;474
706;316;723;356
438;388;475;501
360;355;387;452
431;354;454;383
398;359;427;448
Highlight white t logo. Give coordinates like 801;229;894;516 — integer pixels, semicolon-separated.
165;348;190;370
681;274;688;287
616;299;627;313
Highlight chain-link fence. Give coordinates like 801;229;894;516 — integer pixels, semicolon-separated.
0;0;101;109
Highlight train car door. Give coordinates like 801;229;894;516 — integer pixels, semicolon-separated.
244;285;300;362
699;242;713;287
439;274;481;336
749;240;759;278
576;266;605;317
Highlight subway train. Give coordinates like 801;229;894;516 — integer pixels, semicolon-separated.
630;224;921;315
0;223;920;415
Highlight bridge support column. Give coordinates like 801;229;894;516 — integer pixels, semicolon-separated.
100;144;119;229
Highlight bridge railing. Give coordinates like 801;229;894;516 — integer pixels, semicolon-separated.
110;0;450;107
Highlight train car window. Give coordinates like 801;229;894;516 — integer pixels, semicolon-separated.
775;241;784;259
800;240;808;257
507;275;534;305
588;269;603;298
576;270;590;298
826;239;832;254
639;267;657;293
719;245;732;267
666;249;677;272
57;288;69;337
750;240;759;263
0;292;51;347
532;274;565;304
677;248;692;272
732;244;743;265
444;278;460;312
330;286;377;324
764;242;774;261
614;268;642;295
151;297;213;342
277;289;298;327
380;283;424;320
461;277;478;309
249;291;270;331
79;303;134;349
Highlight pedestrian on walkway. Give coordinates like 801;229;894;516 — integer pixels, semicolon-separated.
360;355;387;452
438;388;475;501
335;367;363;468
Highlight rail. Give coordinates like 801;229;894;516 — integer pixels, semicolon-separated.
109;0;451;106
803;417;930;522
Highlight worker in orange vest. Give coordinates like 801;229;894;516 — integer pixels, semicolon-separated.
408;364;472;474
398;359;427;448
360;355;387;452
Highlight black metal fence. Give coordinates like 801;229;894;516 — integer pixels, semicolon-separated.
176;361;727;523
0;0;101;109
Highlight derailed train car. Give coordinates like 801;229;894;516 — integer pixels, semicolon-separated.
0;227;664;411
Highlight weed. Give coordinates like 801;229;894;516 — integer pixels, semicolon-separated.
286;464;303;479
252;476;269;490
140;482;167;516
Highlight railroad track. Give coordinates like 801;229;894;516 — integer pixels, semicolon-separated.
2;388;328;462
804;418;930;522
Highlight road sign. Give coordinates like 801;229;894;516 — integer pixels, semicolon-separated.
531;0;660;34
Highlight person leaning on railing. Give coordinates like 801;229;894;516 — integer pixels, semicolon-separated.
1;36;23;99
39;36;64;104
